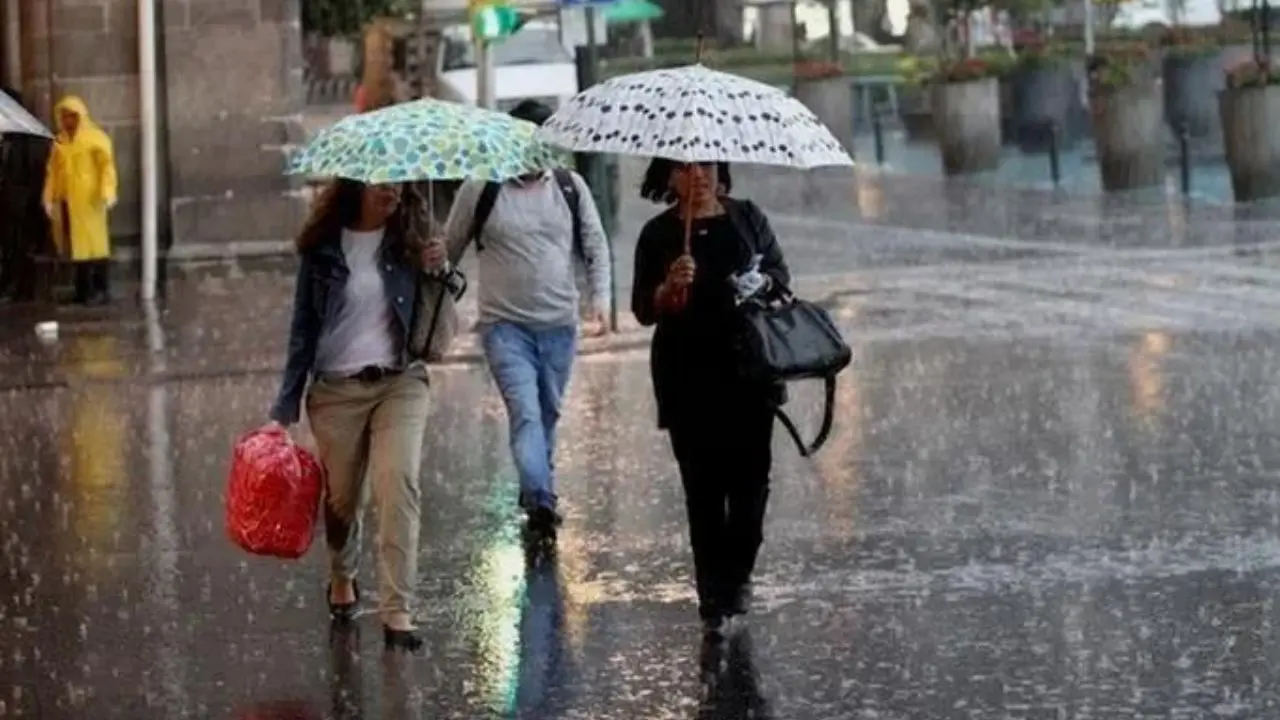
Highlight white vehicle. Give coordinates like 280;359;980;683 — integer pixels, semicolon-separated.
436;20;580;113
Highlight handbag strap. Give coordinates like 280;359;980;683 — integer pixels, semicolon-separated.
418;268;466;357
774;374;838;458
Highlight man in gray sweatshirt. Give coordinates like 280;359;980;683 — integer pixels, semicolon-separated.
423;101;611;540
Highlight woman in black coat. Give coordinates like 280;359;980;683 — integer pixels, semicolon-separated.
631;159;790;636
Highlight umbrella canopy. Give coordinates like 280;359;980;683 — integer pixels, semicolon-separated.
537;64;853;169
604;0;664;23
0;91;53;138
287;98;568;184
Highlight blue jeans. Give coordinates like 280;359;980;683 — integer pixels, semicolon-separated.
481;322;578;512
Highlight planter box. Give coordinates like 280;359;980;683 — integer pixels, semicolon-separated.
793;75;856;155
1163;51;1224;140
932;78;1001;175
1010;65;1081;152
1091;81;1165;192
1219;85;1280;202
897;86;935;141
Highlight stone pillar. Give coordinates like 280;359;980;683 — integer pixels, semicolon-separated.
162;0;308;257
793;75;855;156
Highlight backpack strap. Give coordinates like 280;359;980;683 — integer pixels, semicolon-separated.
551;168;587;266
468;181;502;252
773;374;838;458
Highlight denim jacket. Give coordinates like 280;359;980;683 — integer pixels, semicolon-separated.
269;228;461;425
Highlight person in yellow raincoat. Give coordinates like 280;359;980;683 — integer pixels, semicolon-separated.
42;96;117;305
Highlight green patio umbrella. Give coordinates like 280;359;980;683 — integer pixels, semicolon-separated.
603;0;664;24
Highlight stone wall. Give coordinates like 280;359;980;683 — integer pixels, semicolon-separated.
19;0;308;259
162;0;308;258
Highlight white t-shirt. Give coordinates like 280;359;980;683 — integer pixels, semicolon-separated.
314;228;398;375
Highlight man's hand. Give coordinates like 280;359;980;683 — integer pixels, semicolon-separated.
581;310;609;338
421;237;448;273
43;201;55;218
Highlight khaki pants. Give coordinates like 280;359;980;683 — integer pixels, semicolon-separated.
306;366;430;627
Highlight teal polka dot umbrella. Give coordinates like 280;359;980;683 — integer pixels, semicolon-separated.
287;98;570;183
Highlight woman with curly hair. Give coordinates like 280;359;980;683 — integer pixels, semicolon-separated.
269;180;459;652
631;159;790;637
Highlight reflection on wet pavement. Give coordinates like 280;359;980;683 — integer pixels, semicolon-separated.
6;176;1280;717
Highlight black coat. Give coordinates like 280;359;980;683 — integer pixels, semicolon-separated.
0;134;51;199
630;198;791;429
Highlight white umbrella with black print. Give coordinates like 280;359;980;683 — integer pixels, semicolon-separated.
537;63;853;171
537;61;853;257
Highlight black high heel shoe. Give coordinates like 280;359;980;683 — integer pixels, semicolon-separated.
383;626;424;652
328;580;359;622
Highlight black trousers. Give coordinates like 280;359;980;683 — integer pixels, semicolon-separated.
668;397;775;619
73;259;110;302
0;191;42;301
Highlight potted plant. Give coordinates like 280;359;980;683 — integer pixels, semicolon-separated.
911;0;1008;174
792;58;856;154
1008;39;1080;151
1088;41;1165;191
1160;26;1225;141
929;54;1006;175
898;53;939;141
1219;57;1280;201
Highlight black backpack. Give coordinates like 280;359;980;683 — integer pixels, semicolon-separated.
468;168;589;267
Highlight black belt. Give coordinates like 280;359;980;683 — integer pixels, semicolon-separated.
349;365;401;383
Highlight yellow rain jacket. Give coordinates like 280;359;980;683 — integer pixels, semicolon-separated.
43;96;118;262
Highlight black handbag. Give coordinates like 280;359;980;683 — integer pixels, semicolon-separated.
735;285;852;457
721;199;852;457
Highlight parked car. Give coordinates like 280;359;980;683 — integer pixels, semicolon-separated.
804;31;903;55
435;20;580;112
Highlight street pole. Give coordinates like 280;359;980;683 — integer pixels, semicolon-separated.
1083;0;1095;55
585;4;599;72
477;38;496;109
574;5;617;330
139;0;159;301
826;0;840;62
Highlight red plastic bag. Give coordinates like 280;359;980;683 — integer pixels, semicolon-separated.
225;424;324;559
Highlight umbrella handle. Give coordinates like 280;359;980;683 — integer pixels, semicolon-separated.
682;182;694;255
669;180;696;310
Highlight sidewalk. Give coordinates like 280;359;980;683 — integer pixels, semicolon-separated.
0;264;868;392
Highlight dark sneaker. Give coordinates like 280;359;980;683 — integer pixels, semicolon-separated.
701;613;730;640
383;626;424;653
528;505;562;531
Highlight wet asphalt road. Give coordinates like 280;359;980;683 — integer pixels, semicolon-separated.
5;173;1280;718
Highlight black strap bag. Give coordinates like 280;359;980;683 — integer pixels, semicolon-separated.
725;202;852;457
735;284;852;457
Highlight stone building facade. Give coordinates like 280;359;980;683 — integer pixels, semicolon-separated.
11;0;308;259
